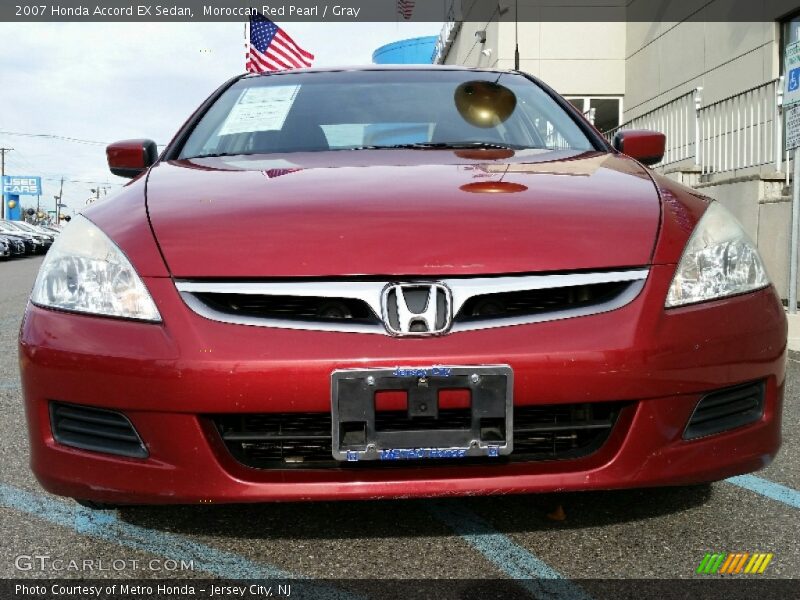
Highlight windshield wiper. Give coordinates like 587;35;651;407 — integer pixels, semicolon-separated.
349;141;525;151
186;152;247;159
189;142;528;157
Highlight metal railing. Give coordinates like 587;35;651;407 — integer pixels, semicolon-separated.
699;78;783;176
606;79;785;176
606;90;700;167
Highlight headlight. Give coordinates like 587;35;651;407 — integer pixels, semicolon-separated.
666;201;769;307
31;215;161;321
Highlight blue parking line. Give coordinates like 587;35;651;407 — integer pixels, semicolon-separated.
0;482;292;578
0;483;356;599
726;474;800;509
427;502;590;599
0;381;20;391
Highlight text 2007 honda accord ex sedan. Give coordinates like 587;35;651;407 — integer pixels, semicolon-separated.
20;66;786;506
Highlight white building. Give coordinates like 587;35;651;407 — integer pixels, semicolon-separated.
435;2;800;300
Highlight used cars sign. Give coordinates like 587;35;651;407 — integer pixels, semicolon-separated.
2;175;41;196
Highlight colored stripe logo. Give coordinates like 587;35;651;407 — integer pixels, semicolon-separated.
696;552;773;574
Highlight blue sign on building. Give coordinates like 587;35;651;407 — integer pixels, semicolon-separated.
2;175;42;220
2;175;41;196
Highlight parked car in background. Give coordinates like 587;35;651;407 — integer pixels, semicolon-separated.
1;220;53;252
24;224;62;237
20;66;786;506
0;233;27;257
0;237;9;259
0;224;39;255
15;221;57;238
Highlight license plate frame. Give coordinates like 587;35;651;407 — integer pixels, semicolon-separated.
331;365;513;462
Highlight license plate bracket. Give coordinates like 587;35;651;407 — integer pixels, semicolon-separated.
331;365;513;461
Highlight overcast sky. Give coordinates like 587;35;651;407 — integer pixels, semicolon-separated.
0;22;441;216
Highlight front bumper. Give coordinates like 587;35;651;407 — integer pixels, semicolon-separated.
19;265;787;503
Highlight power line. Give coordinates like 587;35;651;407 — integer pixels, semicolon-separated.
0;129;166;147
5;150;122;187
5;148;41;174
41;176;122;186
5;159;122;187
0;130;108;146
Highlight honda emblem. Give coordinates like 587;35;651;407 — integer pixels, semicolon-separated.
381;283;452;336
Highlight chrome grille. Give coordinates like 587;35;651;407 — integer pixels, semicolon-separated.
192;292;378;324
457;281;631;321
177;269;648;335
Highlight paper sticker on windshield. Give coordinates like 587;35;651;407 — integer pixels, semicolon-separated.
218;85;300;136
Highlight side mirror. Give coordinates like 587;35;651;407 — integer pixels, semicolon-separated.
106;139;158;178
612;129;666;166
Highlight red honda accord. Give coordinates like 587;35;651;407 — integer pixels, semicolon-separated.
20;66;786;506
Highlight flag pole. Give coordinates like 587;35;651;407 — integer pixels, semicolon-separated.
244;19;249;71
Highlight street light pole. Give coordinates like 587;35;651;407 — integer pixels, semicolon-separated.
54;177;64;223
0;147;13;220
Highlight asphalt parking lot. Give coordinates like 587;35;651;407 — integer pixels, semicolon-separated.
1;256;798;594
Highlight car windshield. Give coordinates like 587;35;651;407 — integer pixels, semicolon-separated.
3;221;31;233
21;223;47;233
179;70;595;159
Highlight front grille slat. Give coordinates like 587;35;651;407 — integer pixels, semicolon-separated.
514;421;614;433
50;401;148;459
689;398;761;425
212;402;624;469
457;282;630;321
692;387;759;410
683;381;765;440
57;419;142;442
54;405;131;427
194;292;379;324
224;432;331;442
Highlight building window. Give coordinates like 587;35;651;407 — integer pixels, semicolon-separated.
782;12;800;75
565;97;623;133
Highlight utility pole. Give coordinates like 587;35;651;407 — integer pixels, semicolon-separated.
0;147;12;220
55;177;64;223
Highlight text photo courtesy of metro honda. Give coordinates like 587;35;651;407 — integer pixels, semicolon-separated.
19;66;785;506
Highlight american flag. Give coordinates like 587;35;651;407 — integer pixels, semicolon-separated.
397;0;415;20
247;13;314;73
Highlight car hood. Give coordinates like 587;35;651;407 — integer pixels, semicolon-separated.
145;149;661;278
0;231;33;241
